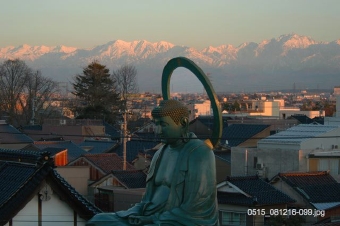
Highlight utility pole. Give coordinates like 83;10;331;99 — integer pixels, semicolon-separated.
123;111;127;170
30;97;36;125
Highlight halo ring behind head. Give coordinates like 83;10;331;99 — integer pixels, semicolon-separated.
161;57;222;148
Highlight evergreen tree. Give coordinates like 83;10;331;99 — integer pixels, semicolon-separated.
72;61;121;123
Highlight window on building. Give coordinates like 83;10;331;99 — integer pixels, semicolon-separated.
253;157;258;168
220;211;246;226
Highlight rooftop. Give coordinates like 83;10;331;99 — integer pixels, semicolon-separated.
0;149;101;224
218;175;295;206
79;153;135;173
272;171;340;207
258;124;339;145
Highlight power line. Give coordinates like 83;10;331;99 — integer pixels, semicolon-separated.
1;131;340;142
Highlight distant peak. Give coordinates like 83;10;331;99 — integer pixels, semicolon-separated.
54;45;77;53
21;44;31;49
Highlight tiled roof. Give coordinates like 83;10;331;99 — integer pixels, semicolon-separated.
112;170;147;188
103;122;121;140
0;148;44;164
128;118;152;133
113;138;159;162
0;161;51;225
132;132;158;141
313;117;324;125
78;140;118;154
0;123;34;144
221;124;270;147
278;171;337;186
214;150;231;163
289;115;314;124
81;153;135;173
313;217;340;225
21;124;42;131
0;149;101;225
258;124;339;145
41;147;66;156
276;171;340;204
33;141;86;162
190;115;229;131
218;175;295;206
289;115;325;125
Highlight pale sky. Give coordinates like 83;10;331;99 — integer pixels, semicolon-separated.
1;0;340;50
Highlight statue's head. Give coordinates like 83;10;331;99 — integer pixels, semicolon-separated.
152;99;190;146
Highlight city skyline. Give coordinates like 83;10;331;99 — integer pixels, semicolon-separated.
1;0;340;50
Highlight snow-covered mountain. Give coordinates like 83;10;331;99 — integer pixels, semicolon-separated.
0;34;339;92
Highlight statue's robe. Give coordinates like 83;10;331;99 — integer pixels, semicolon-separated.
86;133;218;226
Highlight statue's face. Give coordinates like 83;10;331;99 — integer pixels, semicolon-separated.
154;116;183;146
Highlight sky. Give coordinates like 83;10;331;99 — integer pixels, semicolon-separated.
1;0;340;50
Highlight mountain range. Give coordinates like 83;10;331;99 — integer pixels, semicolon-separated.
0;33;339;93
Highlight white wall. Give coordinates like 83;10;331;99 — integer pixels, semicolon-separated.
231;147;312;179
6;190;87;226
300;129;340;150
8;197;38;226
194;100;212;116
42;192;85;226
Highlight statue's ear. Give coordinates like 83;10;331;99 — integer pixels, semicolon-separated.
180;117;189;127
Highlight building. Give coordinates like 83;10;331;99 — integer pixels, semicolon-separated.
217;175;295;226
0;149;101;226
89;170;147;212
231;124;340;179
270;171;340;225
0;120;33;149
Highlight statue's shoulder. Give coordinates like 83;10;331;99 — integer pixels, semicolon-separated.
188;132;211;147
186;135;212;156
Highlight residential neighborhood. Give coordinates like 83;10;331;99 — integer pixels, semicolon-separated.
1;84;340;225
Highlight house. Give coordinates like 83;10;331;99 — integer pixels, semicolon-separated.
221;124;271;148
40;147;68;166
103;121;121;140
189;115;229;140
0;148;101;226
112;137;159;164
0;120;33;149
270;171;340;224
24;140;87;162
217;175;295;226
67;153;135;182
89;170;147;212
225;117;300;135
312;203;340;225
78;139;118;154
22;119;106;144
257;124;340;151
231;124;340;179
290;114;315;124
214;150;231;183
308;151;340;182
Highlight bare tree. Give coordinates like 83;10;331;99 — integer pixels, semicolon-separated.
112;64;138;110
0;59;30;125
112;64;138;170
19;70;59;125
0;59;59;126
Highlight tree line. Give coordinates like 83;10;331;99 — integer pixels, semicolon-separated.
0;59;137;126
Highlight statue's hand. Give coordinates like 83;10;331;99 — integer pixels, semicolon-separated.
128;215;153;225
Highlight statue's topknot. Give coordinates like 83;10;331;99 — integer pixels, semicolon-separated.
151;99;189;125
